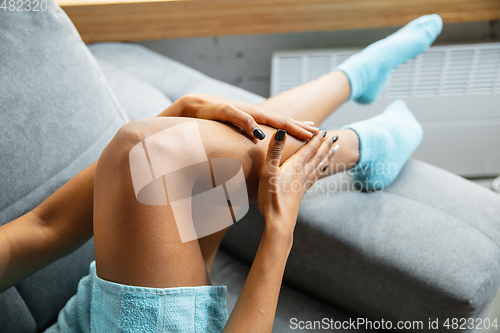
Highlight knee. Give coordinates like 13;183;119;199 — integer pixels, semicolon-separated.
113;119;152;152
99;119;161;166
99;118;208;183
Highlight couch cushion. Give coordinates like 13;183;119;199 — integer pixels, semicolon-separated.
94;58;172;120
0;4;127;331
0;287;36;333
222;159;500;331
88;42;266;105
212;250;377;332
15;240;95;331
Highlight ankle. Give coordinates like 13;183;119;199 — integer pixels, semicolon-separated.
324;129;360;173
341;129;361;167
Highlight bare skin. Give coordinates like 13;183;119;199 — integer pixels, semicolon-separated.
227;131;337;332
260;70;351;124
93;114;354;285
0;71;358;331
91;71;356;331
93;118;339;332
196;71;357;272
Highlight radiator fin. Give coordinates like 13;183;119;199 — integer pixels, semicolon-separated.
274;56;303;92
469;48;500;95
271;43;500;98
270;43;500;177
442;50;473;96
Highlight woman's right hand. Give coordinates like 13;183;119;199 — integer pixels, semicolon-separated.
225;129;338;333
158;93;318;141
257;129;338;236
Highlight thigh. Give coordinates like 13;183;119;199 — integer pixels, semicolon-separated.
93;117;306;288
93;119;210;288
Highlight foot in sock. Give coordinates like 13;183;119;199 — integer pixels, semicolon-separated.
342;100;423;191
337;14;443;104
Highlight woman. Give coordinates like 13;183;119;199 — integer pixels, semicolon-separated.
0;14;442;332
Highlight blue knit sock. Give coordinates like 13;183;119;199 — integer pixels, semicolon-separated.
337;14;443;104
342;100;423;191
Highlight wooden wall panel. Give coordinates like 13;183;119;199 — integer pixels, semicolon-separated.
56;0;500;43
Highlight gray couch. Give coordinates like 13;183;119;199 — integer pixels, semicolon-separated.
1;5;500;333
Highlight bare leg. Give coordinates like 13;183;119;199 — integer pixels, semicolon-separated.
258;71;351;124
200;71;356;273
257;70;359;175
96;13;439;284
93;117;354;287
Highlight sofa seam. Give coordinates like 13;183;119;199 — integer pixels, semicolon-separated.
384;188;500;250
4;286;38;331
91;52;180;102
93;56;168;99
90;44;211;101
80;39;130;124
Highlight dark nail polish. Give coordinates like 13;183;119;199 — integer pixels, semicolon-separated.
322;164;329;172
332;135;338;143
322;131;327;138
253;128;266;140
276;129;286;142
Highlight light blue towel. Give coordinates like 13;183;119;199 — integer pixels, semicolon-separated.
45;261;228;333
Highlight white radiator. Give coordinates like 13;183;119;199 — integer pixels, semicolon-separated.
271;43;500;177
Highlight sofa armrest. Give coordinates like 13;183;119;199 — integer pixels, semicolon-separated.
222;159;500;331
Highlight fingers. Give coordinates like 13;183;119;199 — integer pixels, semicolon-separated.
219;104;267;140
256;112;316;141
288;118;321;136
264;114;316;141
183;94;317;141
261;130;287;188
283;131;340;193
286;130;326;165
311;142;340;180
234;103;316;141
308;135;335;172
304;138;340;192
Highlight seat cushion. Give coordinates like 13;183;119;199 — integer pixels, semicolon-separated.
222;159;500;331
0;288;36;333
88;42;266;105
211;250;377;332
93;58;173;121
0;4;127;331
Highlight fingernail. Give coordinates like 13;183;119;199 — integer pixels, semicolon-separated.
253;128;266;140
304;121;315;126
276;129;286;142
332;135;338;143
332;144;340;152
322;130;327;138
322;164;329;172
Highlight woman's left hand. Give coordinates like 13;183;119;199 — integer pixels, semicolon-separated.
158;93;319;141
